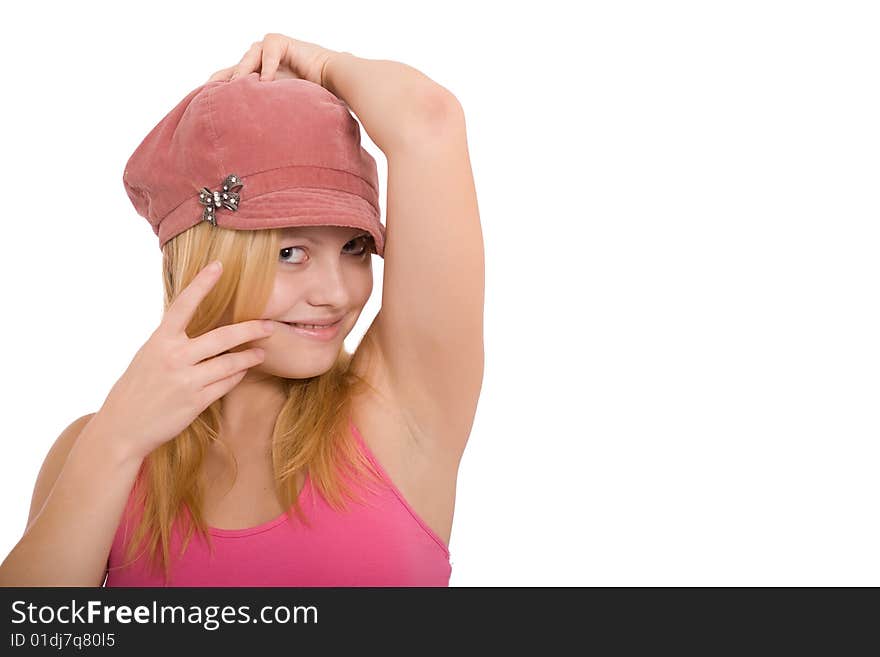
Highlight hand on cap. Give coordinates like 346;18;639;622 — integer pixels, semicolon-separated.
206;33;339;88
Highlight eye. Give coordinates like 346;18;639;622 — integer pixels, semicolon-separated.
343;234;373;257
279;245;307;264
279;234;373;265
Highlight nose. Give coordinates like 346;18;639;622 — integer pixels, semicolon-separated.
303;255;351;308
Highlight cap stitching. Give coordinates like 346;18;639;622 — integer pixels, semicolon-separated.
205;85;225;173
232;184;379;209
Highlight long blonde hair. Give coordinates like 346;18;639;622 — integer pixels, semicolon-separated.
109;221;386;584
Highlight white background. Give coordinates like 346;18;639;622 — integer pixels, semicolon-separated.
1;1;877;586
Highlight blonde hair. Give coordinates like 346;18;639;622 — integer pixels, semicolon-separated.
109;221;386;584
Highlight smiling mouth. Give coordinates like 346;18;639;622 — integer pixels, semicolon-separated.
284;318;342;329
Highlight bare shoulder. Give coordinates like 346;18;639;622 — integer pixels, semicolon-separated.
24;413;98;535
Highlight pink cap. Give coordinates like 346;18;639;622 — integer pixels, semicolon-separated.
122;72;385;257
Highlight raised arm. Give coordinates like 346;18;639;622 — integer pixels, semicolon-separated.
324;53;484;459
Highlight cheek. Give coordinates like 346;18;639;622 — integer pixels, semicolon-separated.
353;268;374;304
260;281;298;318
263;263;373;313
273;263;373;304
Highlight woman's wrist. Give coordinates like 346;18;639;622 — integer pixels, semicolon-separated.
321;50;353;95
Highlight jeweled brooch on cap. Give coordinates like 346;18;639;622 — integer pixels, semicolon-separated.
198;174;244;226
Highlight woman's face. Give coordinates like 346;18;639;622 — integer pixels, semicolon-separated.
250;224;375;378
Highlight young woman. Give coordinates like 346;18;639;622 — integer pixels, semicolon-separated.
0;33;483;586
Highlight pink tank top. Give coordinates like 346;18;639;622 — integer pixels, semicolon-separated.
104;418;451;586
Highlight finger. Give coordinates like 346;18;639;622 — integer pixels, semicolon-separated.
231;41;263;80
163;261;224;335
196;363;251;409
186;319;275;364
206;66;236;83
259;38;284;81
196;348;265;390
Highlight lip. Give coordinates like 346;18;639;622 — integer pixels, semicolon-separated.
289;315;345;325
281;317;343;341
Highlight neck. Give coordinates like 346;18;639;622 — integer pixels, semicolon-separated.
217;371;289;455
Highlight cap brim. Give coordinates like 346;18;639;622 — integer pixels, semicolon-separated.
160;186;385;257
220;187;385;257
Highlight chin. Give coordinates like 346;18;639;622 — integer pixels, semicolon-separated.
258;350;340;379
